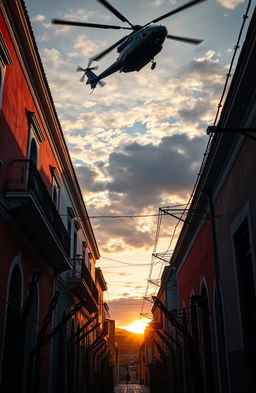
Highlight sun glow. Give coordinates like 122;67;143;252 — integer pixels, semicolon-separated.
120;318;149;334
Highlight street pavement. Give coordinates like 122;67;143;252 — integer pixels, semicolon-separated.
115;384;149;393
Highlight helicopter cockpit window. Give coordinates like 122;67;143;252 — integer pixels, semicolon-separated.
141;30;147;38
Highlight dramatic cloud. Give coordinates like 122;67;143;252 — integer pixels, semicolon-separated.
26;0;241;324
77;133;207;199
75;133;208;252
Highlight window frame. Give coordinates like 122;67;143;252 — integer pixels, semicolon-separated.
0;32;13;110
50;166;61;211
230;202;256;346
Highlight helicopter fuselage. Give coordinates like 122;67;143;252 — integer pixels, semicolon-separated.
53;0;206;89
93;25;168;83
118;25;168;71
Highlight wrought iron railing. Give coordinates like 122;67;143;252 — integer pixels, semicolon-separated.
68;258;98;302
6;159;70;256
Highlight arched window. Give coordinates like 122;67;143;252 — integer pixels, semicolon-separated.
200;284;214;393
190;294;203;392
1;265;23;393
29;138;38;167
23;274;39;393
214;284;230;393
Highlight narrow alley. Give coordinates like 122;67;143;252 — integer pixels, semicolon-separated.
1;1;256;393
115;385;149;393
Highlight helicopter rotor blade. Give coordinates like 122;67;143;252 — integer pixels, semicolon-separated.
167;34;203;45
79;73;86;83
51;19;132;30
144;0;207;26
96;0;134;28
76;65;85;72
89;35;129;63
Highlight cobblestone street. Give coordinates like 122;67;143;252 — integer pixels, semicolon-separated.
115;384;150;393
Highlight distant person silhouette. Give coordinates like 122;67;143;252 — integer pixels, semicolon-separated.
126;372;131;385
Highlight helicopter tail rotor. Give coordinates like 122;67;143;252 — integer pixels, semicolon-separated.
76;65;100;84
76;65;105;89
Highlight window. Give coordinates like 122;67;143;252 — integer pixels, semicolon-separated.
67;213;72;238
73;229;77;258
1;265;23;392
50;166;61;210
234;218;256;372
214;285;230;393
200;284;214;393
82;241;87;262
23;273;39;393
29;137;38;166
67;207;75;257
26;111;45;168
0;32;13;110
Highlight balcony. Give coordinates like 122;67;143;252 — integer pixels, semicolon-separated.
5;159;71;273
67;258;99;313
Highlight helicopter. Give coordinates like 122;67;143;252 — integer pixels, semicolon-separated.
52;0;207;89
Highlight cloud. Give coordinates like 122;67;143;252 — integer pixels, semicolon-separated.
108;297;145;326
216;0;245;9
76;133;207;252
73;34;99;57
76;165;106;192
32;14;45;22
33;40;225;254
41;48;65;68
106;134;205;197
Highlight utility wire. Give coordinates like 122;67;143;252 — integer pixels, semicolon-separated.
99;255;148;266
139;0;252;318
88;204;188;219
140;209;163;316
213;0;252;126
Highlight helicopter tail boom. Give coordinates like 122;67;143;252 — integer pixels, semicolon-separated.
85;69;101;89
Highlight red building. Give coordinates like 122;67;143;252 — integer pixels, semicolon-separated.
0;1;63;390
0;1;115;393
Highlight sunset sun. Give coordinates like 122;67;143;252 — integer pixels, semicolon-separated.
120;318;149;334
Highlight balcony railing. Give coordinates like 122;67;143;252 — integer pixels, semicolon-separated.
5;159;71;272
68;258;99;312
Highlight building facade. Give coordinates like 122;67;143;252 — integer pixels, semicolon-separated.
143;5;256;393
0;1;115;392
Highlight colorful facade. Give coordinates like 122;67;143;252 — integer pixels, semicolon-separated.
0;1;115;392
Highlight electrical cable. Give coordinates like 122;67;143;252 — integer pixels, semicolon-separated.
213;0;252;126
139;0;252;319
88;204;188;219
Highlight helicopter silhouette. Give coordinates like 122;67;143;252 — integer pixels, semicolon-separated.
52;0;207;89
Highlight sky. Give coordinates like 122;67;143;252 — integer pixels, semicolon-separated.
24;0;253;327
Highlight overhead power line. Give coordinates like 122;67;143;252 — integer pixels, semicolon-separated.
89;205;188;219
139;0;253;319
